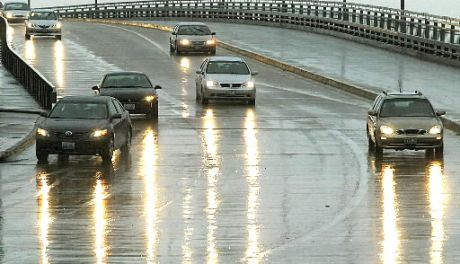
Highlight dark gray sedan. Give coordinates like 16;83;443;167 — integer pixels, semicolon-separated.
92;72;161;120
35;96;132;163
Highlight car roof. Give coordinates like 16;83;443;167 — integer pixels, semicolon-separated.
208;56;245;62
177;22;208;26
381;91;428;100
104;71;148;76
59;96;113;104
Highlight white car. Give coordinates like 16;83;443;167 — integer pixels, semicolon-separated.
2;2;30;23
25;10;62;40
170;22;216;55
196;56;257;105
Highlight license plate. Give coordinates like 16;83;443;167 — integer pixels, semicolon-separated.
124;104;135;110
404;138;417;144
62;142;75;150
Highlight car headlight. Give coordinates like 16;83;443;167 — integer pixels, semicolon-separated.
27;22;33;28
37;128;50;137
145;95;156;102
180;39;190;45
6;13;12;19
206;39;216;45
56;22;62;29
91;129;108;138
245;81;255;89
429;125;442;134
380;125;394;135
206;80;218;87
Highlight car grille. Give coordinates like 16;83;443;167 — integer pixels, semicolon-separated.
220;83;242;88
192;41;205;46
53;131;88;140
396;129;427;135
39;25;50;29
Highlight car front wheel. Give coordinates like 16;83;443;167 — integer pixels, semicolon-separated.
101;138;114;163
36;148;48;163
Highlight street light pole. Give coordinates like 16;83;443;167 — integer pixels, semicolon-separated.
401;0;405;10
95;0;98;8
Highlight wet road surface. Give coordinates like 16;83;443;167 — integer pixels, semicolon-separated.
1;22;460;263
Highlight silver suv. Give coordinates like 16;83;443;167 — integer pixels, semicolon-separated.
367;91;445;156
169;22;216;55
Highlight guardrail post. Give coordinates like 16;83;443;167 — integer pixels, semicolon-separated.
433;22;438;40
425;21;430;39
440;24;446;42
409;18;414;35
451;25;456;44
352;9;356;23
387;14;392;30
379;12;385;28
359;10;363;24
417;19;422;37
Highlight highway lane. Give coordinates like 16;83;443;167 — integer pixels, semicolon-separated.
1;22;460;263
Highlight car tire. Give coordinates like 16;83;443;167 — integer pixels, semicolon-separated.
25;34;31;40
210;48;216;56
434;144;444;157
367;127;374;150
200;89;208;105
248;98;256;105
101;137;114;163
374;134;383;156
170;44;175;54
121;129;131;153
56;35;62;40
147;102;159;120
36;148;48;163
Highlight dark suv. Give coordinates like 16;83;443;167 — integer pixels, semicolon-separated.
367;91;445;156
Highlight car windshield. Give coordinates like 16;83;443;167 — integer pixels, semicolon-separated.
206;61;250;75
4;3;29;10
49;102;108;119
380;98;435;117
177;25;211;35
102;74;152;88
30;12;57;20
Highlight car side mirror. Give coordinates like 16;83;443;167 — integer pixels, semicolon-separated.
211;32;216;35
154;85;162;90
171;32;177;35
368;110;378;116
92;85;100;91
436;110;446;116
39;111;48;117
111;113;122;121
251;71;259;76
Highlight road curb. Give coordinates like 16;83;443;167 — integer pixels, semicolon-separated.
70;19;460;134
0;126;36;162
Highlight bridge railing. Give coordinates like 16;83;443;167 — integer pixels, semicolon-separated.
42;0;460;64
0;17;56;109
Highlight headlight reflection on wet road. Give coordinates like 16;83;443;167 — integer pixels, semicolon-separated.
244;109;261;264
37;173;52;264
428;162;447;264
94;175;108;264
25;38;36;61
53;40;65;89
142;129;159;263
381;165;400;264
203;109;220;264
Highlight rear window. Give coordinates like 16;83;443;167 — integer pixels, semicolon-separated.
49;102;108;119
102;74;152;88
206;61;250;75
380;98;435;117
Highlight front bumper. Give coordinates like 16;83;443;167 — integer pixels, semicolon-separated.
119;99;157;114
377;134;443;150
6;17;27;23
26;28;61;36
204;87;255;100
36;135;110;155
177;43;216;53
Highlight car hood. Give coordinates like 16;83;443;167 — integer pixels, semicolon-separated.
29;20;58;26
177;35;213;41
379;117;441;130
5;10;28;16
39;118;110;133
99;88;156;101
205;74;251;84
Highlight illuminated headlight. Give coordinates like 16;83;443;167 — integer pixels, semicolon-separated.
6;13;12;19
206;39;216;45
206;80;218;87
27;22;34;28
380;125;394;135
180;39;190;45
91;129;108;138
37;128;50;137
429;125;442;135
244;81;255;89
55;22;62;29
145;95;156;102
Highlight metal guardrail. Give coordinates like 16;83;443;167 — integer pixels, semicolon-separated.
42;0;460;65
0;16;56;109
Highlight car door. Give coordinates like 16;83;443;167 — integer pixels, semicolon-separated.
196;59;208;94
108;99;125;149
368;96;383;141
171;25;178;49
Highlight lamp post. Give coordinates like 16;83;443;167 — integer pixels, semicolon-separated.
95;0;98;8
401;0;404;10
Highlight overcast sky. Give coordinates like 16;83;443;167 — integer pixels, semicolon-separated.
28;0;460;18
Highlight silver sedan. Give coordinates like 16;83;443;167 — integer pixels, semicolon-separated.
195;56;257;105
